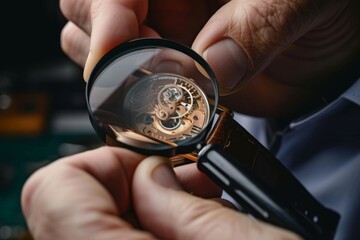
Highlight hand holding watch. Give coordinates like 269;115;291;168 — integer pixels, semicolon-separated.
86;38;340;239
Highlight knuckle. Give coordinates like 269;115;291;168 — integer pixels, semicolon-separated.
23;165;82;240
60;23;90;66
232;0;308;56
60;23;73;54
60;0;90;28
59;0;74;19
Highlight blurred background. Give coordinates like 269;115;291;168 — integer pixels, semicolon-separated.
0;1;103;239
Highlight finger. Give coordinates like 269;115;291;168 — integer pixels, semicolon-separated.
175;163;222;198
133;156;301;240
22;147;156;240
192;0;317;95
83;0;150;81
61;147;145;212
60;0;92;34
61;22;90;66
139;25;160;38
21;147;143;217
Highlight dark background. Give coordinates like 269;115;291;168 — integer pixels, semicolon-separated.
0;1;102;239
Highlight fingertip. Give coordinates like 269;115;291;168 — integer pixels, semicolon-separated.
202;38;250;95
84;0;149;81
61;22;90;68
192;3;250;94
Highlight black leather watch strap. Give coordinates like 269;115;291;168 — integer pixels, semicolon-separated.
202;107;340;240
205;107;279;184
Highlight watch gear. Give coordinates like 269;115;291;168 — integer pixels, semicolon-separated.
123;73;210;143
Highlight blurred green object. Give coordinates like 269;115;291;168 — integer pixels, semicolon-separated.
0;133;102;239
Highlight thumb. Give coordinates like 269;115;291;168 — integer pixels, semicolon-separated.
192;0;313;96
132;156;301;240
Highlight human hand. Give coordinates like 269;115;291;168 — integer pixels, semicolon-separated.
60;0;359;117
21;147;301;240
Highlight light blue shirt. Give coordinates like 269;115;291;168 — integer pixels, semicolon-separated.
225;78;360;239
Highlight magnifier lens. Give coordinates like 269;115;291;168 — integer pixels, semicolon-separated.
87;39;218;155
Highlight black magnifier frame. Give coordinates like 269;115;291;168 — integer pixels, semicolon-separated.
86;38;219;156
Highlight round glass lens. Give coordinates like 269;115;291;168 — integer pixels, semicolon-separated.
87;39;218;155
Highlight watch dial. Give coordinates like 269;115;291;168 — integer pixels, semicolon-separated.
87;38;219;155
122;73;210;143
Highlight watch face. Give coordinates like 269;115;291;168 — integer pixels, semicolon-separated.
123;73;210;142
87;38;218;156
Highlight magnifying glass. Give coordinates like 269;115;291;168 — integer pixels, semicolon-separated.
86;38;218;156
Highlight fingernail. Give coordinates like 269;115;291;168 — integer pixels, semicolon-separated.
152;162;182;190
203;38;249;93
83;51;93;81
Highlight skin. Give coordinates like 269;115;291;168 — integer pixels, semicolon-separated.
22;147;300;240
59;0;360;117
22;0;359;239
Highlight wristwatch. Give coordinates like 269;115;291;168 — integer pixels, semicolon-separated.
86;38;339;239
86;38;251;162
